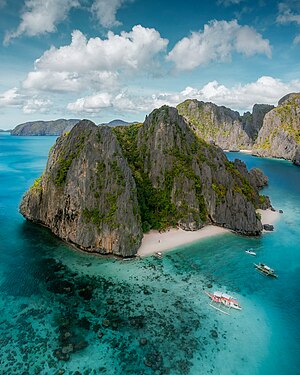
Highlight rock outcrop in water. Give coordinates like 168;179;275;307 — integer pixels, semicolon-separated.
11;119;80;136
20;120;142;257
177;99;273;150
253;93;300;165
20;106;270;257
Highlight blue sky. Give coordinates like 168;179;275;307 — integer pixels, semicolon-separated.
0;0;300;129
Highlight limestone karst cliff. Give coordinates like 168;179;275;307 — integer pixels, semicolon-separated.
177;99;273;150
20;120;143;257
20;107;270;257
253;93;300;165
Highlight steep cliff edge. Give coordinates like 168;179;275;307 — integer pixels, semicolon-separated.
20;120;142;257
253;93;300;165
114;106;267;236
242;104;275;140
177;99;251;150
20;108;270;257
177;99;273;150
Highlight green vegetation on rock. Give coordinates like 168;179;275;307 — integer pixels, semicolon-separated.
54;135;86;186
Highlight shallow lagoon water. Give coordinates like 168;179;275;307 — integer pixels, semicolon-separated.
0;134;299;374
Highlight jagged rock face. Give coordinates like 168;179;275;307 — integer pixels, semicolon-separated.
253;93;300;165
177;99;252;150
20;120;142;257
11;119;80;136
243;104;274;140
115;106;264;236
20;108;269;257
248;168;268;190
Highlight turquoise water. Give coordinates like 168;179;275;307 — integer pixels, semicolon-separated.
0;133;299;374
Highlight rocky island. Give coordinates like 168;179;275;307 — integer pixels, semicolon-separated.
20;106;271;257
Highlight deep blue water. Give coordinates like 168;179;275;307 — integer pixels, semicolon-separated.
0;134;299;375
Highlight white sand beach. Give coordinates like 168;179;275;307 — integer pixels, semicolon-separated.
137;225;229;257
137;209;281;257
239;149;253;154
257;208;280;225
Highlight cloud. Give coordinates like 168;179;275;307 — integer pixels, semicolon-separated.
67;93;112;113
23;70;120;92
294;34;300;44
0;0;6;9
0;88;25;107
66;76;300;115
35;26;168;73
91;0;134;28
23;26;168;93
0;87;52;114
217;0;244;6
277;1;300;24
167;20;271;71
277;1;300;43
4;0;79;45
23;97;52;114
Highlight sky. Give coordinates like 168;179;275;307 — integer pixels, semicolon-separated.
0;0;300;129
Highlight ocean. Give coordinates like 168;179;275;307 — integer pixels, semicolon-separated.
0;132;299;375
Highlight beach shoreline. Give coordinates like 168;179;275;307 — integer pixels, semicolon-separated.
257;208;281;226
137;225;230;257
137;208;281;257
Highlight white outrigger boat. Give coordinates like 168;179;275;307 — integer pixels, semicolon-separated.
254;263;278;278
245;249;256;256
205;291;242;315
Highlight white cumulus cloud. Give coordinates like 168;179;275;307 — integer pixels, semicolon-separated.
35;26;168;73
67;93;112;113
0;88;25;107
167;20;271;71
23;26;168;93
4;0;79;45
66;76;300;116
23;97;52;114
91;0;134;28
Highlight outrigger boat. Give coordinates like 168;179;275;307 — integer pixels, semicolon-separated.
205;291;242;315
254;263;278;278
245;249;256;256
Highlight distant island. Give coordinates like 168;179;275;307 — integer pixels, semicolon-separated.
10;93;300;165
11;119;80;136
10;118;138;136
20;105;271;257
99;119;138;127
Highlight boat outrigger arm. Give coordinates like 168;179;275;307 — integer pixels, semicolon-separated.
205;291;242;315
208;301;230;315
